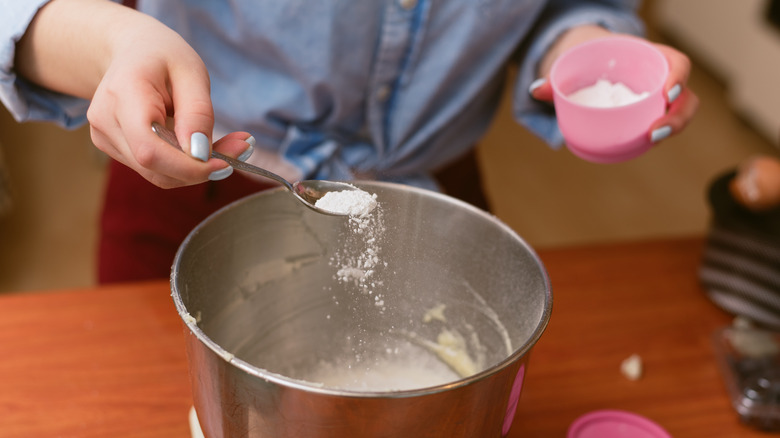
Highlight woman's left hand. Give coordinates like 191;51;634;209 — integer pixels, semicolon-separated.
529;25;699;145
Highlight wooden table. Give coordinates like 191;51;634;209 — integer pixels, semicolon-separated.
0;237;766;437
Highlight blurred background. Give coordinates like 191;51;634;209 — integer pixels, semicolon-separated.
1;0;778;293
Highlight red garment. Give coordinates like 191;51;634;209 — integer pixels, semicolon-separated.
98;160;272;283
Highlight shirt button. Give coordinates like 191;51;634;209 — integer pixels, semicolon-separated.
376;85;391;102
399;0;417;10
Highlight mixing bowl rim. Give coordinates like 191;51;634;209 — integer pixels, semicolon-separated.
170;181;553;398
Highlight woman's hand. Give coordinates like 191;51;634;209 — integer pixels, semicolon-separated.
85;8;251;187
529;25;699;145
16;0;251;188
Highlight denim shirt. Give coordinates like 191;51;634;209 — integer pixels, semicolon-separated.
0;0;642;189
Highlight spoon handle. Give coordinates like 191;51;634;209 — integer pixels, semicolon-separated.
151;122;293;191
209;150;293;191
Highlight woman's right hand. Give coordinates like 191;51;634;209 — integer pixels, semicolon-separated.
16;0;250;188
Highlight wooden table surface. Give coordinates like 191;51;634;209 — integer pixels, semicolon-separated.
0;237;766;437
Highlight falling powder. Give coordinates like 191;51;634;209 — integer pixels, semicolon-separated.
319;186;386;305
308;188;501;390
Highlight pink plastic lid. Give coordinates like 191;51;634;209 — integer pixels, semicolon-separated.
567;410;672;438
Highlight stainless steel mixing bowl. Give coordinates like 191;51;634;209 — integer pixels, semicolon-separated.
171;181;552;437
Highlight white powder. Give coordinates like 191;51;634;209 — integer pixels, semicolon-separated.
567;79;649;108
317;188;487;391
315;188;377;217
325;187;386;307
305;346;461;391
332;215;384;289
317;186;382;288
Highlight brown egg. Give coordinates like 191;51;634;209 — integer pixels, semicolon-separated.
729;155;780;211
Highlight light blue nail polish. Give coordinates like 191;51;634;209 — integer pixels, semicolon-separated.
190;132;210;162
667;84;681;103
208;166;234;181
528;78;546;95
238;136;255;162
651;125;672;143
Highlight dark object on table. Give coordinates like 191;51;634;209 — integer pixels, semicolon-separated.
713;325;780;431
699;170;780;329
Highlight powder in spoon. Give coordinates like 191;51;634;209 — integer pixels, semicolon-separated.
315;188;378;217
567;79;649;108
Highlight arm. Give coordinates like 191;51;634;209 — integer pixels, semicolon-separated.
14;0;249;187
15;0;122;100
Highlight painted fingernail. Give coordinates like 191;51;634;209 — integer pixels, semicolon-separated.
190;132;210;162
208;166;234;181
651;125;672;143
667;84;681;103
238;135;255;162
528;78;547;96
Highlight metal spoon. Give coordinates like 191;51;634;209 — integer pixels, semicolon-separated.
151;122;356;216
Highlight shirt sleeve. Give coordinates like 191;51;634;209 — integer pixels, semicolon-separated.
0;0;90;129
512;0;645;148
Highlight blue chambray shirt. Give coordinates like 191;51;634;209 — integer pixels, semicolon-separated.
0;0;643;190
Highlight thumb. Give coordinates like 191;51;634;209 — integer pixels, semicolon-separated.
170;58;214;162
529;78;554;102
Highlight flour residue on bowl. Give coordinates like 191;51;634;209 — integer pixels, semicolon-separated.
423;303;447;323
407;327;482;378
305;343;462;391
416;303;483;377
304;298;512;392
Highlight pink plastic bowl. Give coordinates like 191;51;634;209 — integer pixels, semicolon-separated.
551;36;669;163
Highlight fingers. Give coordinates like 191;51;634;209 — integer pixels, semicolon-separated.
649;44;698;144
87;74;184;188
213;131;255;158
169;50;215;162
730;155;780;211
90;124;188;188
208;132;256;181
84;25;245;188
649;86;699;143
90;72;255;188
82;15;243;189
529;78;553;102
655;44;692;102
88;68;224;188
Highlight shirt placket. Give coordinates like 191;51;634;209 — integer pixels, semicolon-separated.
366;0;425;158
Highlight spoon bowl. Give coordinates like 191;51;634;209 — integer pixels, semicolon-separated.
151;122;356;216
